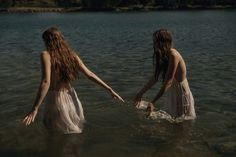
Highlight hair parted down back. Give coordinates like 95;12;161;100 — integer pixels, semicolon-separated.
42;27;80;82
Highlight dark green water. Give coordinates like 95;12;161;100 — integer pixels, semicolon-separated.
0;10;236;157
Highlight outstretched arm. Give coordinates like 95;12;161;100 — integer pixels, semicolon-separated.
76;55;124;102
23;51;51;125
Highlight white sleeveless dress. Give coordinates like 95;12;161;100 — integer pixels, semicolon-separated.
166;78;196;119
43;87;85;134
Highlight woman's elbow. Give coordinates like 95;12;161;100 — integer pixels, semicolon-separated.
41;79;50;87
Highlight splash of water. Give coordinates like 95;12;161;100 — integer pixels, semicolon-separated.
136;100;195;123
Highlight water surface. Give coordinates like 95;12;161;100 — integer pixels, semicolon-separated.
0;10;236;157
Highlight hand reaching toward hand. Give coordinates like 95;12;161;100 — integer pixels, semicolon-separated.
146;103;154;116
111;90;125;102
134;101;141;107
22;108;38;126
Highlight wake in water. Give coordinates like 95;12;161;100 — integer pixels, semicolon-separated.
136;100;195;123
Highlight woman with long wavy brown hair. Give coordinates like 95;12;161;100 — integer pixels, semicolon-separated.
135;29;196;120
23;27;124;134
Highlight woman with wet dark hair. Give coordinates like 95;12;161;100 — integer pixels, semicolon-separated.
135;29;196;120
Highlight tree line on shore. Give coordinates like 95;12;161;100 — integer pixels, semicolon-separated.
0;0;236;9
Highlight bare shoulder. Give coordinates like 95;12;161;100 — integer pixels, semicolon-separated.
170;48;179;56
41;51;51;63
169;48;180;61
41;51;50;57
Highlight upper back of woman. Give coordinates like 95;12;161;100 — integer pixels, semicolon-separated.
170;48;187;82
153;29;187;83
42;27;80;91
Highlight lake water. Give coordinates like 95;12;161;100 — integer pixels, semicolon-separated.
0;10;236;157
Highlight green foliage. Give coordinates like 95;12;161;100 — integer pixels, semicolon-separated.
0;0;59;7
58;0;82;7
0;0;235;8
82;0;120;8
0;0;13;7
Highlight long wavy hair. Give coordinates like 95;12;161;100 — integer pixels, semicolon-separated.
153;29;173;82
42;27;80;82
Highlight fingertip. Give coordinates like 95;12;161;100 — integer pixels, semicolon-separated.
23;116;27;121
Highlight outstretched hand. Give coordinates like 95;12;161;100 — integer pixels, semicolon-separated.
111;90;125;103
134;101;141;107
22;109;38;126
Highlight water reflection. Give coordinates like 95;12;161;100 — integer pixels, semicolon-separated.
47;133;83;157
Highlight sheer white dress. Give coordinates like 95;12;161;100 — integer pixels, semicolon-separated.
166;78;196;119
43;87;85;134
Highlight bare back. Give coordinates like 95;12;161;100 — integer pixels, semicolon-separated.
170;49;187;82
49;67;72;91
43;51;72;91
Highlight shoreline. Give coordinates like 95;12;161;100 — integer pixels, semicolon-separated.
0;5;236;13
